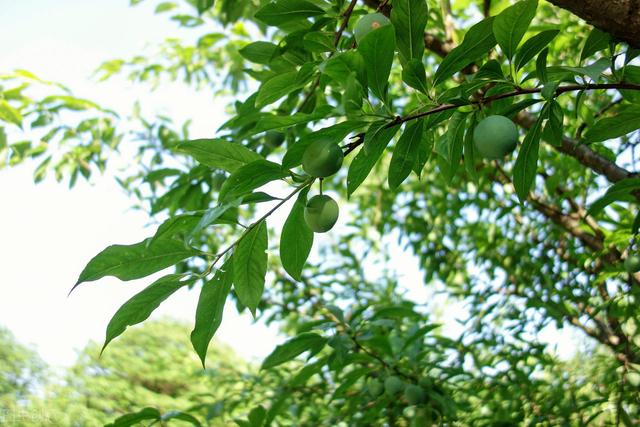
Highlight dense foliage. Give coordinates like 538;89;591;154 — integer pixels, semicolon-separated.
2;0;640;425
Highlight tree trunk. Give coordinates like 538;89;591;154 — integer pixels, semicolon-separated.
546;0;640;48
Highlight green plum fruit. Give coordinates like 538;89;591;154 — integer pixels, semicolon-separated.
304;195;339;233
302;139;344;178
354;13;391;44
366;378;384;398
473;115;519;159
404;384;426;405
384;376;405;396
624;254;640;273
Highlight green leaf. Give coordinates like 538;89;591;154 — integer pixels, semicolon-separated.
536;47;548;82
248;406;266;427
152;214;203;243
513;110;544;202
434;18;496;86
588;178;640;215
177;139;262;172
463;116;478;183
347;122;399;197
413;130;433;178
103;274;194;351
303;31;335;53
161;411;202;426
388;120;424;189
219;160;288;202
191;257;234;366
155;2;178;14
254;0;324;27
250;105;335;134
542;100;564;146
390;0;428;62
106;408;161;427
561;58;610;82
261;332;327;370
357;24;396;102
402;59;429;94
514;29;559;71
191;0;214;14
493;0;538;61
584;107;640;143
280;189;313;280
239;41;279;64
256;71;304;108
74;238;197;289
234;221;268;317
580;28;611;63
0;100;23;127
446;112;468;177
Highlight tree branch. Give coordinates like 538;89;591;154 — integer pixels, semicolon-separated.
546;0;640;49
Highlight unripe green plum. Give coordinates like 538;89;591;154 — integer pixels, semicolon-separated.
384;376;405;396
624;254;640;273
366;378;384;398
473;115;519;159
302;139;344;178
304;195;339;233
354;13;391;44
404;384;426;405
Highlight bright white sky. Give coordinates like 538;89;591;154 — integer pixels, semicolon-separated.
0;0;581;369
0;0;284;366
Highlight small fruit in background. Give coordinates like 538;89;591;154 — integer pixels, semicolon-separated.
304;195;339;233
366;378;384;397
404;384;426;405
302;139;344;178
624;254;640;273
384;375;405;396
473;115;519;159
354;13;391;44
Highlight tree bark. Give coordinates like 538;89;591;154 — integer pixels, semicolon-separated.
546;0;640;48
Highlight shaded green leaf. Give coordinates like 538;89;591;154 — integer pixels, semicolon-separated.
588;178;640;215
513;110;544;202
402;59;428;94
390;0;428;62
434;18;496;86
234;221;268;316
514;29;559;71
103;274;194;351
255;0;324;27
280;188;313;280
581;28;611;63
74;238;197;289
256;71;304;108
219;160;288;202
347;122;399;197
106;408;161;427
389;120;424;189
584;107;640;143
357;24;396;102
239;41;279;64
261;332;327;370
177;139;262;172
493;0;538;60
191;257;234;366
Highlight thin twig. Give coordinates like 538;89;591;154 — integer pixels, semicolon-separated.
201;179;314;277
298;0;359;113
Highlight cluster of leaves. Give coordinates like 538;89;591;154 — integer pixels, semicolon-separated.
0;70;121;186
4;0;640;424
